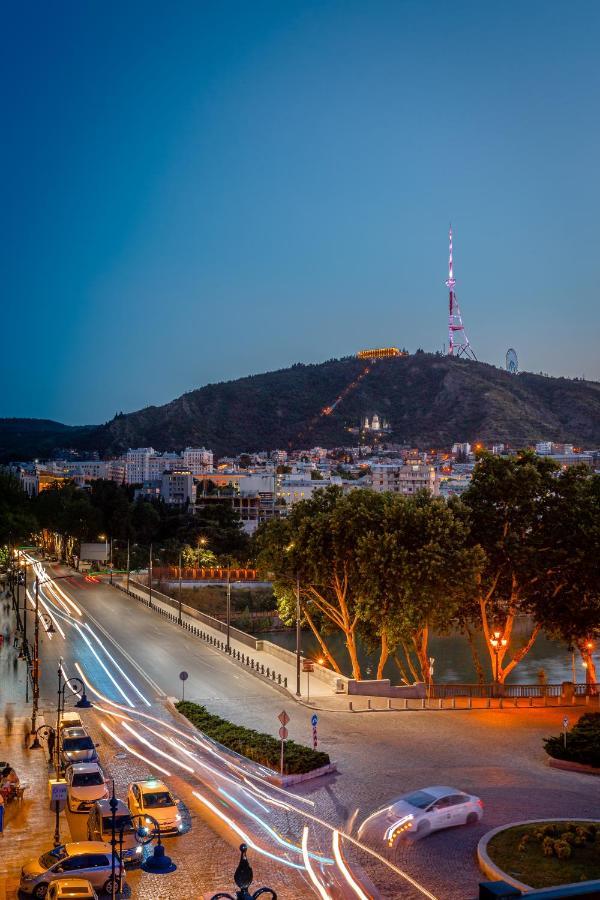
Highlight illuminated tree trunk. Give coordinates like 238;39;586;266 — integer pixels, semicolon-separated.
377;630;389;680
302;607;341;674
578;642;598;686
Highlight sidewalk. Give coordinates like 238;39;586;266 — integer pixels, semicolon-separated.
0;596;57;900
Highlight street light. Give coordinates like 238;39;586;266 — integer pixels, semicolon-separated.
211;843;276;900
489;628;508;687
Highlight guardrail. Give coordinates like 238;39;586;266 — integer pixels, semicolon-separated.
115;581;288;692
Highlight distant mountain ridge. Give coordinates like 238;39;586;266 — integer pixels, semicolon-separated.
2;354;600;461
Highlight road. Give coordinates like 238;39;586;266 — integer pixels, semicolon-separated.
29;557;435;899
31;557;600;899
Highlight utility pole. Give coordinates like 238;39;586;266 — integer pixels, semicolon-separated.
31;578;41;735
126;539;130;592
295;574;301;697
226;564;231;653
148;543;153;609
178;549;183;625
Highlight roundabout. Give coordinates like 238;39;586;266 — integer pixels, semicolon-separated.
478;819;600;891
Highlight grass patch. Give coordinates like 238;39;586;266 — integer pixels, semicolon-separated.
487;821;600;888
175;700;330;775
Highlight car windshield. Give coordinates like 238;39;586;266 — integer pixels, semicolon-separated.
103;814;134;833
402;791;437;809
143;791;174;808
63;737;94;752
72;771;104;787
40;846;68;868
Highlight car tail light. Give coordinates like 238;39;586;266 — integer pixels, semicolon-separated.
477;799;484;808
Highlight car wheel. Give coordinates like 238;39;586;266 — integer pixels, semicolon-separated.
103;877;118;895
33;884;49;899
466;812;479;825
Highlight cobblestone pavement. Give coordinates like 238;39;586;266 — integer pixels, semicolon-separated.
11;568;600;900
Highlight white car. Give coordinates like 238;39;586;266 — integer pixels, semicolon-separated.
66;764;108;814
47;879;98;899
126;779;182;835
358;785;483;846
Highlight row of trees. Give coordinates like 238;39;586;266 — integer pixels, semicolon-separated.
253;453;600;684
0;473;249;569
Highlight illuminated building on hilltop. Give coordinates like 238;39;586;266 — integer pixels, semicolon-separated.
357;347;406;360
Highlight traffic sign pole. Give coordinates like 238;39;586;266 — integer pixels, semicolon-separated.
278;711;290;777
311;713;318;749
179;670;189;702
563;715;569;750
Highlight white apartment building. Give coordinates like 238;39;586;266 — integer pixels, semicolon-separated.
65;460;126;485
161;470;196;505
147;452;181;481
371;461;439;496
271;450;288;465
126;448;156;484
452;442;472;457
277;473;342;506
182;447;213;475
535;441;574;456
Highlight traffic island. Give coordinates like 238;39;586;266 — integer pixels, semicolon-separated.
174;700;336;785
478;820;600;891
543;712;600;775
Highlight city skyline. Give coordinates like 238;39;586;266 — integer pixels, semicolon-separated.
3;0;600;424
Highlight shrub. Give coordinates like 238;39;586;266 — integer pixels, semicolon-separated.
175;700;330;775
543;713;600;767
554;840;572;860
542;837;555;857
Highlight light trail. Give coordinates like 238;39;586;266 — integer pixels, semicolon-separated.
73;622;134;707
100;722;171;777
301;826;332;900
121;721;195;774
332;831;370;900
83;623;151;706
219;788;333;866
192;789;305;872
26;587;64;638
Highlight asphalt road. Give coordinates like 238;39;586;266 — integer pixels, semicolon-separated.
34;563;600;900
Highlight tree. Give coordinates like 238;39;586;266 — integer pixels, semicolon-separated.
0;470;38;551
357;493;483;681
526;467;600;685
255;487;386;678
462;451;559;683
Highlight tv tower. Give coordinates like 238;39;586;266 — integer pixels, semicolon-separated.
446;226;476;360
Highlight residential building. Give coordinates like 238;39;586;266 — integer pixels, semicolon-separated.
371;460;439;496
161;470;196;505
182;447;214;475
126;448;156;484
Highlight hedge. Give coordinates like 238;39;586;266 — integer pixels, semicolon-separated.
175;700;331;775
544;713;600;768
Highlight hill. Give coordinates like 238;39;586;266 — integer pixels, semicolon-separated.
2;354;600;460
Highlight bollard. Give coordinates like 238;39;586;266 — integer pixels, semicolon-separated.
266;668;270;678
403;698;408;710
387;698;392;710
467;696;472;709
529;696;533;707
421;698;426;710
451;697;456;710
438;699;443;710
284;677;287;688
278;674;281;684
367;698;371;710
349;701;353;711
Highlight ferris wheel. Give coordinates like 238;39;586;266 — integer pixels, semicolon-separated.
506;348;518;374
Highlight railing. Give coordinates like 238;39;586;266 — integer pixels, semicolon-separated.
429;682;599;700
115;580;288;691
153;566;259;582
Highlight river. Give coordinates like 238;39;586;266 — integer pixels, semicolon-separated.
260;619;584;685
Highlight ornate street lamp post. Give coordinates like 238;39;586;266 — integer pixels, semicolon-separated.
211;844;276;900
489;628;508;689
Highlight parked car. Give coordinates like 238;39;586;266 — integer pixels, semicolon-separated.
60;728;98;769
58;713;82;734
357;785;484;846
126;779;182;835
87;799;142;866
66;763;108;814
47;879;98;899
19;842;124;898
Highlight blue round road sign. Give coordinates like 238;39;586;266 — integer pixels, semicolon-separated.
311;714;318;727
179;671;189;681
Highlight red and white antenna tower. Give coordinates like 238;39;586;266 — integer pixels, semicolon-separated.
446;226;476;360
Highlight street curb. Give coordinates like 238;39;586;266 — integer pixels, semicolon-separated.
477;818;600;890
547;757;600;776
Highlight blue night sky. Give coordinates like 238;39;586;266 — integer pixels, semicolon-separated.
3;1;600;424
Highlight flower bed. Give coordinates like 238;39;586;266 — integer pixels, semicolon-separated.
544;712;600;768
175;700;330;775
486;821;600;888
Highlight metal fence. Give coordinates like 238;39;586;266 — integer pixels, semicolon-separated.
429;682;599;700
